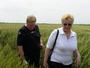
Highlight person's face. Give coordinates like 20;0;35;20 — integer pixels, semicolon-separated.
62;19;73;32
27;21;36;30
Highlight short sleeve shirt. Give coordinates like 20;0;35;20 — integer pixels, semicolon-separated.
46;27;77;65
17;25;41;54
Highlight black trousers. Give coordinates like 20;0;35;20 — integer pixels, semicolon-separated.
24;51;40;68
48;61;72;68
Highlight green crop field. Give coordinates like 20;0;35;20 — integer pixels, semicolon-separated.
0;23;90;68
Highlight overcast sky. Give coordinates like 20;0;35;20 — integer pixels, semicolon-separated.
0;0;90;24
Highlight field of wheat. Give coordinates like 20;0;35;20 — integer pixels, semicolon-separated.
0;23;90;68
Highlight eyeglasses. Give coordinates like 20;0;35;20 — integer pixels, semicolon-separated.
28;21;36;23
63;23;72;26
31;21;36;23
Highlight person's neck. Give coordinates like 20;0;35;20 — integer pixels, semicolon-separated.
63;29;71;39
25;25;34;30
63;28;70;34
64;31;70;34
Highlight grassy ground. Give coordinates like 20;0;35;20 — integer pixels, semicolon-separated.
0;23;90;68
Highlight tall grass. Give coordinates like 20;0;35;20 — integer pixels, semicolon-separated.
0;23;90;68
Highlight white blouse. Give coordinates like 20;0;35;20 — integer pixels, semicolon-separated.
46;27;77;65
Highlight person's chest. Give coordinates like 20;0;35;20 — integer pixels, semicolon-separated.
55;34;77;52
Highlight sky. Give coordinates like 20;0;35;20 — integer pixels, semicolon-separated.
0;0;90;24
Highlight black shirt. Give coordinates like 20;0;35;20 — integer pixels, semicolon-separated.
17;25;41;55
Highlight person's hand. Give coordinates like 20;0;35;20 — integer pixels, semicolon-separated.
75;56;81;68
18;46;24;60
19;52;25;65
40;43;45;48
43;61;48;68
19;52;24;60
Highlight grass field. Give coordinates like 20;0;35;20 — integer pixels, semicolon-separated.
0;23;90;68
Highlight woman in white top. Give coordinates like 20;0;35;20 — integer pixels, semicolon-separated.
43;14;81;68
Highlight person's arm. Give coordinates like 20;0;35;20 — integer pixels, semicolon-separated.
17;45;24;60
17;29;24;60
73;49;81;67
43;48;51;68
43;29;57;68
40;37;44;48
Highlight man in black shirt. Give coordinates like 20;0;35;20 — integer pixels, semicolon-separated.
17;15;43;68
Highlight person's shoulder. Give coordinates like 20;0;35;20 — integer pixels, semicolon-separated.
19;26;26;33
52;29;58;33
51;28;59;35
52;27;62;33
57;27;62;31
57;27;63;33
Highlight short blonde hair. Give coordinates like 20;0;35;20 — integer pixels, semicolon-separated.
26;15;36;23
61;14;74;23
